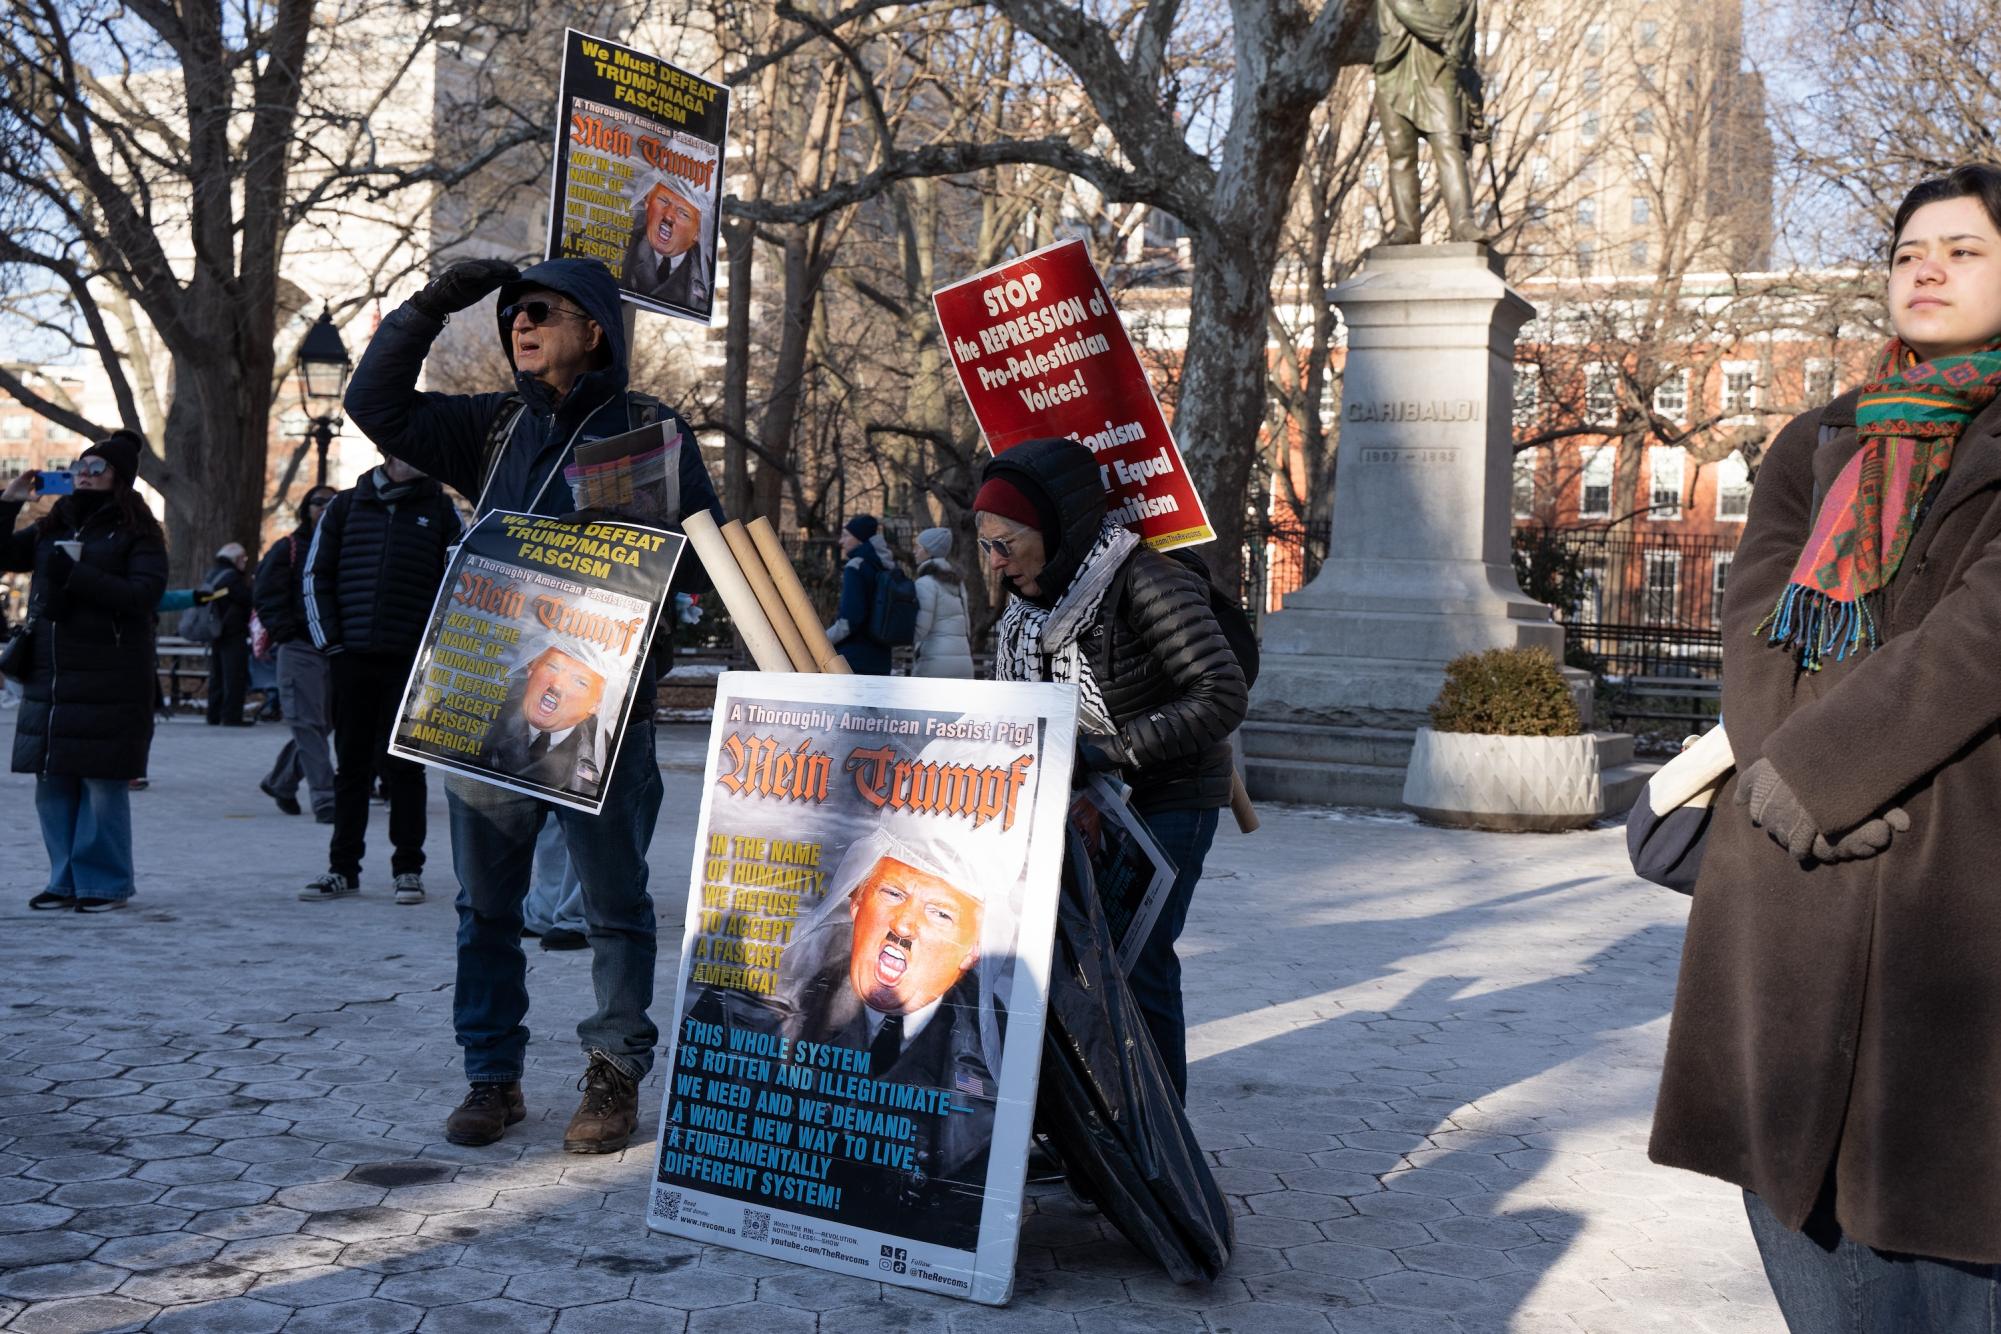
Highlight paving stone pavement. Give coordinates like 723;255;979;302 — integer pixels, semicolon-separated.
0;711;1783;1332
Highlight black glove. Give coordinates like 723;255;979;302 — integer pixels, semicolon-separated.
44;546;74;586
1071;737;1126;788
1809;808;1911;863
410;259;520;322
1736;757;1818;861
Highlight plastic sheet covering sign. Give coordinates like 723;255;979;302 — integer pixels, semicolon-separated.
931;237;1215;550
547;28;729;325
387;510;684;816
647;672;1079;1304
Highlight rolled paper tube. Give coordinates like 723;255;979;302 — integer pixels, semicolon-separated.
746;516;851;674
1229;771;1260;833
721;520;816;672
681;511;793;672
1646;723;1735;815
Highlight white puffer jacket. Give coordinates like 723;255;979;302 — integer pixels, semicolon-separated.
912;559;976;678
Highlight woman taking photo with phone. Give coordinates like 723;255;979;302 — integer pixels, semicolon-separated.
1650;164;2001;1327
0;430;166;912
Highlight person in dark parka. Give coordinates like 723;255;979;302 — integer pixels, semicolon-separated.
255;485;338;820
825;514;894;675
974;437;1247;1098
0;430;166;911
201;541;252;726
1650;164;2001;1328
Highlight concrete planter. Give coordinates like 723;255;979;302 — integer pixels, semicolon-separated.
1401;727;1601;832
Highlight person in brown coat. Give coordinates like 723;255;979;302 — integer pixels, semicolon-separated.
1650;163;2001;1328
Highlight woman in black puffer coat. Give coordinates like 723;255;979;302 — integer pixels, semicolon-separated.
975;436;1247;1099
1;430;167;912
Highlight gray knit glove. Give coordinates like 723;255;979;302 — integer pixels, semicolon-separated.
1738;757;1908;864
1809;808;1911;863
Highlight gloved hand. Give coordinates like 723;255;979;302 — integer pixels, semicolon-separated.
1809;808;1911;863
410;259;520;322
1736;757;1819;861
43;546;74;585
1072;736;1127;788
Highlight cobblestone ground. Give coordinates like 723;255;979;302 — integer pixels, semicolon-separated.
0;712;1782;1332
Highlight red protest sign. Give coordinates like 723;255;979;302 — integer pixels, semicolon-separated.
932;239;1213;550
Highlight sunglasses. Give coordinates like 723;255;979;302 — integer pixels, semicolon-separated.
976;536;1016;560
500;300;587;327
72;457;110;478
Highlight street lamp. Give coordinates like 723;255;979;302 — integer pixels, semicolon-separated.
295;305;351;488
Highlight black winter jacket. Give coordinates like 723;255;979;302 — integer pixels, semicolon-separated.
2;495;168;780
252;523;315;646
984;437;1248;813
304;469;461;657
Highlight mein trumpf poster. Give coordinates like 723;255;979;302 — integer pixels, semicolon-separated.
547;28;729;324
387;510;685;815
647;673;1079;1305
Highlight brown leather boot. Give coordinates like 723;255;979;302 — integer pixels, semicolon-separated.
444;1082;525;1146
563;1052;638;1154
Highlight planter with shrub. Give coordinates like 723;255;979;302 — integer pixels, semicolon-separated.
1401;647;1601;832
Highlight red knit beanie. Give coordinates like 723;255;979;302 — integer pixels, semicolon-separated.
972;475;1042;532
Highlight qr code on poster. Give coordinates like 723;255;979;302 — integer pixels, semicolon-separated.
741;1209;771;1242
650;1186;681;1221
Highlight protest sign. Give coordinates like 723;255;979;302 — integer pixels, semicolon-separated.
548;29;729;324
1069;774;1177;974
932;237;1214;550
387;510;685;815
647;672;1079;1305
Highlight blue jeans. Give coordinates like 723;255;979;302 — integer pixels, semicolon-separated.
1127;804;1220;1102
523;818;586;935
447;719;664;1084
35;775;135;901
1746;1189;2001;1331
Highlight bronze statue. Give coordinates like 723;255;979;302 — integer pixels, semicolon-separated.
1373;0;1486;244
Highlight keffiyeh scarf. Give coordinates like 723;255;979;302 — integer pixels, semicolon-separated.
993;519;1139;735
1761;338;2001;670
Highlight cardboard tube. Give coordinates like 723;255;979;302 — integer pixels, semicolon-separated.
721;520;816;672
1229;771;1260;833
1646;724;1735;814
747;516;851;674
683;511;793;672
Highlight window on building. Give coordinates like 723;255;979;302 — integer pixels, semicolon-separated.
1579;446;1614;519
1585;23;1606;55
1634;108;1656;138
1514;364;1542;431
1636;63;1656;88
1639;19;1661;47
43;422;74;444
1575;553;1608;621
1577;196;1597;229
1513;449;1541;520
1804;357;1837;404
1586;363;1619;424
1643;550;1681;625
1723;360;1760;419
0;416;27;441
1536;24;1556;44
1576;239;1597;274
1581;110;1601;142
1711;552;1735;625
1631;194;1651;225
1534;68;1555;100
44;455;70;471
1649;447;1685;519
1363;164;1381;189
1629;239;1650;267
1531;155;1551;187
1716;452;1753;520
1583;67;1602;99
1653;368;1689;420
1363;202;1382;233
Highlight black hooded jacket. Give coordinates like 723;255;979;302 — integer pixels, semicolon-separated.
2;492;167;780
304;468;462;657
253;520;316;647
984;438;1248;813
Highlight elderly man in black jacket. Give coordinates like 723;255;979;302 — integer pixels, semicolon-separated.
302;456;462;905
202;542;253;726
254;486;337;821
974;437;1247;1101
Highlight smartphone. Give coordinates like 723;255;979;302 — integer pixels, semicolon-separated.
36;470;74;496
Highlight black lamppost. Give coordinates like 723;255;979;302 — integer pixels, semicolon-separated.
296;306;352;488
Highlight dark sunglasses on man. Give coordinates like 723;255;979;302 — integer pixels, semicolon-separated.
500;300;588;327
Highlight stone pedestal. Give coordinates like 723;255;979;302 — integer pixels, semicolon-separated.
1243;244;1648;809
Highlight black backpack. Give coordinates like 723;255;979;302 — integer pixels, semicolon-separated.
867;564;921;647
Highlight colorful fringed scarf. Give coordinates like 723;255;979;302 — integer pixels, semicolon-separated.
1761;338;2001;670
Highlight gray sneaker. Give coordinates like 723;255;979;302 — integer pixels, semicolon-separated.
393;872;424;906
299;871;358;902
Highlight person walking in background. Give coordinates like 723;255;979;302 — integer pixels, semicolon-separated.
911;525;976;678
975;438;1247;1101
1649;164;2001;1330
0;430;166;912
343;256;724;1154
255;486;337;822
301;455;460;905
201;542;251;726
825;514;895;675
521;820;588;952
